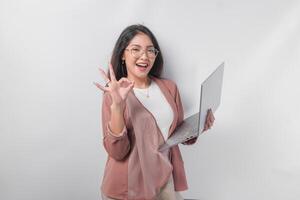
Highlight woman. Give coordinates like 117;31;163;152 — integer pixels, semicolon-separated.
94;24;215;200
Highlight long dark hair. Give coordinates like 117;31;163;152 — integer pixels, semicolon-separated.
109;24;164;80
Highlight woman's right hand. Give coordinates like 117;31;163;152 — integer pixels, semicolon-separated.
93;63;135;107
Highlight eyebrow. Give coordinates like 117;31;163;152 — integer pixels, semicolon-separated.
129;44;154;48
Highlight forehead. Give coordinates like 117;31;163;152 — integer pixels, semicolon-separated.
128;33;154;47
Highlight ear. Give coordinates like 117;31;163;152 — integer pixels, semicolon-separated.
121;55;125;64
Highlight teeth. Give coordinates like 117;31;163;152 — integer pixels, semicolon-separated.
136;63;148;67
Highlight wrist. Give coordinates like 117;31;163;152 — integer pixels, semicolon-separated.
110;102;125;111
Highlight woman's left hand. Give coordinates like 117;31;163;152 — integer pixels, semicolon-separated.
182;108;215;145
202;108;215;133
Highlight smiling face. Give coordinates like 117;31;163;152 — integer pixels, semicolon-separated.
122;33;157;82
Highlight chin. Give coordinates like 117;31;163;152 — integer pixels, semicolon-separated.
134;70;150;77
136;73;149;78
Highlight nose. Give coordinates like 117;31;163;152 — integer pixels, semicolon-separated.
140;50;149;60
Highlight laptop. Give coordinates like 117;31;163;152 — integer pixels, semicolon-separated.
159;62;224;152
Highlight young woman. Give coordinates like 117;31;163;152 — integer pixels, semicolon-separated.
94;24;215;200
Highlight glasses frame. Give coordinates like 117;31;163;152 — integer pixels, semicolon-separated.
125;47;159;59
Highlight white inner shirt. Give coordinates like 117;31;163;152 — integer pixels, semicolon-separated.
133;80;174;141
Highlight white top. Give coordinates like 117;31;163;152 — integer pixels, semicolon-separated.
133;80;174;141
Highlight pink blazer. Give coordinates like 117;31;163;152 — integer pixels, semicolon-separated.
101;76;196;199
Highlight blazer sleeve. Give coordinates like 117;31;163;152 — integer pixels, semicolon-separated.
101;92;130;161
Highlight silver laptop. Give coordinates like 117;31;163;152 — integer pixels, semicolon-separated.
159;62;224;152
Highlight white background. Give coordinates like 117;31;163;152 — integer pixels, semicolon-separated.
1;0;300;199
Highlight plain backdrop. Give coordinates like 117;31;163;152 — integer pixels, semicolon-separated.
1;0;300;199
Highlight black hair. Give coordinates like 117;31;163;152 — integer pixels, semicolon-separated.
109;24;164;80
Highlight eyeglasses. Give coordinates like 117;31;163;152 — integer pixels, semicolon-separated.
125;47;159;59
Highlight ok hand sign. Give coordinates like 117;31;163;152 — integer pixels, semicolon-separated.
93;63;135;107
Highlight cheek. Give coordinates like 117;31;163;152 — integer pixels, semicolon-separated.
123;52;135;64
149;60;155;68
125;57;137;66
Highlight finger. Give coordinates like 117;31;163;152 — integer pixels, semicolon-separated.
207;120;212;128
209;111;215;122
211;112;215;121
109;63;117;82
209;121;213;128
205;114;211;125
98;68;110;82
211;118;215;126
124;81;135;96
207;110;214;124
207;108;211;114
119;77;133;85
124;84;134;97
210;120;214;128
209;119;213;126
93;81;109;92
206;121;211;129
206;109;211;120
209;114;214;124
119;78;134;89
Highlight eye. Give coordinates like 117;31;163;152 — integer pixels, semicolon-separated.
132;48;141;52
147;48;156;54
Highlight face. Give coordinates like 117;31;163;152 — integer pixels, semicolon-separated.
122;33;157;80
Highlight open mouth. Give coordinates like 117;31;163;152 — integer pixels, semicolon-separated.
136;63;148;68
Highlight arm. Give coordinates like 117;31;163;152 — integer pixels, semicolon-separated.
101;92;130;160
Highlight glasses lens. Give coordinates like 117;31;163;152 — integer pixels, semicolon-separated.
130;48;158;58
130;48;140;58
147;48;157;58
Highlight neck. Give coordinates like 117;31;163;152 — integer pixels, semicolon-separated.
128;75;151;89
